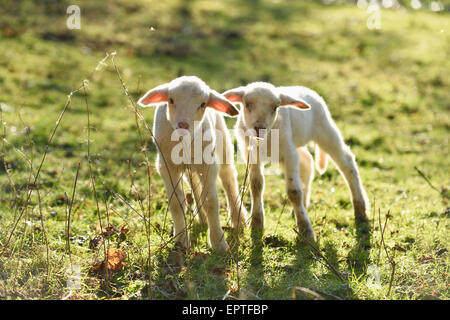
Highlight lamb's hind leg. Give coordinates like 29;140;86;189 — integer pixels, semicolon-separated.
315;123;369;223
283;148;315;239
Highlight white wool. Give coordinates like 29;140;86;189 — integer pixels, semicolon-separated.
139;76;247;251
224;82;369;238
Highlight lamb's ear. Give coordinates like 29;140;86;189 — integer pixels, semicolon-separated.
223;87;245;104
137;83;169;107
207;90;240;117
279;93;311;110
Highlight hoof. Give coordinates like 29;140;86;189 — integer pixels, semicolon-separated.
174;240;189;253
355;212;369;224
211;239;228;252
354;200;369;224
231;208;249;230
297;227;315;242
174;232;190;251
251;212;264;230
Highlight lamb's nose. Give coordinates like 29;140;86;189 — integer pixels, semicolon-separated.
178;121;189;130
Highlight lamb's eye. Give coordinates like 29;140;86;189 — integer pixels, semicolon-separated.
169;98;174;104
199;102;206;109
272;106;278;113
246;103;253;111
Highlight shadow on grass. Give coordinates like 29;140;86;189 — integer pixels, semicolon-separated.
245;228;321;299
244;224;368;299
244;228;266;297
146;223;230;300
347;220;372;277
140;215;371;300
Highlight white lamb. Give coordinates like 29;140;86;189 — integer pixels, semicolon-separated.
138;76;248;251
223;82;369;239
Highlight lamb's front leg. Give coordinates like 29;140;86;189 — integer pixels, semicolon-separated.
249;163;265;230
219;163;248;230
197;164;228;251
158;160;189;249
282;149;315;240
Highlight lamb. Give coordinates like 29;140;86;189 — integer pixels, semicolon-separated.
223;82;369;239
138;76;248;251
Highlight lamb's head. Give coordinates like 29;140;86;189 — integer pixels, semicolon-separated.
224;82;311;138
138;76;238;135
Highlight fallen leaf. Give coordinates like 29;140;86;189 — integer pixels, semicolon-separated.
90;248;127;273
191;250;207;261
106;248;127;271
228;285;238;293
120;224;129;234
90;260;103;273
96;223;119;237
418;254;434;264
0;247;11;257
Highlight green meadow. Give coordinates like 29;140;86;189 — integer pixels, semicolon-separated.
0;0;448;299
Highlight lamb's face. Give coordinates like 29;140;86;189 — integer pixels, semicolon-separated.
165;79;210;135
138;76;239;136
223;82;311;139
240;85;281;138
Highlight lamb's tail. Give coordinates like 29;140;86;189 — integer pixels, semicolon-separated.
315;144;328;175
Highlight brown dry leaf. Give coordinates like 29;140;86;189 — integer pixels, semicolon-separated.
90;248;127;273
228;285;238;293
418;254;434;264
191;249;207;259
0;247;11;257
120;224;129;234
90;260;104;273
106;248;127;271
96;223;119;237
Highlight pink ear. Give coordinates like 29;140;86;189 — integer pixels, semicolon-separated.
138;83;169;107
279;93;311;110
223;87;245;103
208;90;240;117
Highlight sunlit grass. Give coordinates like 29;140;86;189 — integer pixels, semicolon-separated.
0;0;448;300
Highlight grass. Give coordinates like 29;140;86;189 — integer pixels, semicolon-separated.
0;0;449;300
